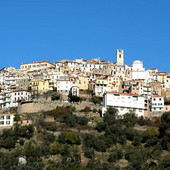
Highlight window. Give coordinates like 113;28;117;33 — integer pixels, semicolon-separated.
6;115;10;119
0;121;4;125
159;98;162;101
0;116;4;120
6;121;10;125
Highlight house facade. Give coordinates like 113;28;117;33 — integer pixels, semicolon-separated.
102;92;145;117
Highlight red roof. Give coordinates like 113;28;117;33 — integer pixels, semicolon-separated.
12;90;29;92
106;91;139;96
21;60;50;65
152;95;163;98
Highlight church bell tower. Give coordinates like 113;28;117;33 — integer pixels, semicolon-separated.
116;49;124;66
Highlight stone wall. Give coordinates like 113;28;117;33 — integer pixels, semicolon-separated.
17;101;100;114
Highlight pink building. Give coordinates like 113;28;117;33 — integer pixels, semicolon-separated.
164;105;170;112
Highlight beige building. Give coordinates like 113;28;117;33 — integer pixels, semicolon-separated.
150;82;162;96
20;60;55;72
30;79;50;94
17;78;30;90
77;76;89;90
116;49;124;66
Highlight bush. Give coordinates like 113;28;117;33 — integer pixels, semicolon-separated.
58;131;81;145
46;123;58;131
90;96;102;105
14;114;21;122
81;106;91;112
76;116;88;125
68;93;82;102
51;92;61;101
95;122;107;132
62;113;76;127
51;141;61;154
108;149;123;162
84;147;95;159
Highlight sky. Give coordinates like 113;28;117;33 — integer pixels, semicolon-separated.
0;0;170;71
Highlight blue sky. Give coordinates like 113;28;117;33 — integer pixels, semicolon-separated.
0;0;170;71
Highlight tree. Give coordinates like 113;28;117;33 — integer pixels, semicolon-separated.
108;149;123;162
23;141;41;158
84;147;95;159
51;92;61;101
58;131;81;145
93;138;107;152
62;113;76;127
76;116;88;125
14;114;21;122
68;92;82;103
90;96;102;105
159;112;170;150
123;113;138;127
95;122;107;132
51;141;61;154
105;107;118;116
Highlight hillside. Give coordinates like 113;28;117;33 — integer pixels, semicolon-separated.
0;105;169;169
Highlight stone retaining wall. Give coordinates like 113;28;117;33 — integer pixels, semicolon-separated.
17;101;100;114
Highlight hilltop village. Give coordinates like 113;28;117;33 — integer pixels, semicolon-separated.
0;50;170;169
0;49;170;126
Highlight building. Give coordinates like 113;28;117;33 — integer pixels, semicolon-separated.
102;92;145;117
57;80;72;95
0;113;15;126
20;60;55;72
151;96;164;112
132;60;150;80
30;79;50;94
70;86;79;96
10;90;31;107
116;49;124;66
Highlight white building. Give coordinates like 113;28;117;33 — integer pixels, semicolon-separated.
132;60;150;80
57;80;72;95
151;96;164;112
0;91;11;108
10;90;31;107
102;92;145;117
70;86;79;96
0;114;14;126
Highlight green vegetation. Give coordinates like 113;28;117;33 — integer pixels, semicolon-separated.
0;106;170;169
90;96;102;105
51;92;61;101
68;92;82;103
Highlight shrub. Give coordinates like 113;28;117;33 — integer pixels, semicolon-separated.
51;92;61;101
95;122;107;132
90;96;102;105
76;116;88;125
108;149;123;162
51;141;61;154
81;106;91;112
58;131;81;145
84;147;95;159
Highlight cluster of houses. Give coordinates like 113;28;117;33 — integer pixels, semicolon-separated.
0;49;170;126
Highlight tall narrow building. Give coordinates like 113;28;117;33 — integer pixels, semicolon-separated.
116;49;124;66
